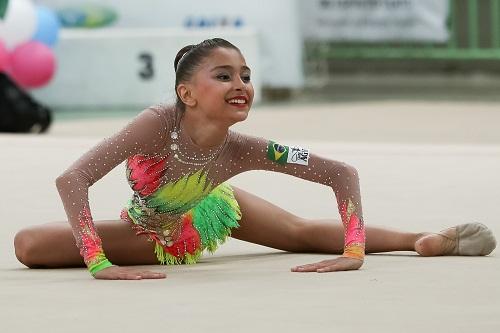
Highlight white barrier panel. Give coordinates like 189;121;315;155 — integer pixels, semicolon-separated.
39;0;303;89
33;28;261;109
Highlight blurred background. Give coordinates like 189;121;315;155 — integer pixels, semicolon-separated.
1;0;500;132
2;5;500;329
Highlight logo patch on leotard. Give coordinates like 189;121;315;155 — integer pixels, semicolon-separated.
267;141;309;166
287;146;310;166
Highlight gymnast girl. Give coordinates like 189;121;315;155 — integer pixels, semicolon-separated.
14;38;496;279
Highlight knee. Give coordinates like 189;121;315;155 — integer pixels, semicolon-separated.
287;217;314;252
14;228;42;268
291;218;344;254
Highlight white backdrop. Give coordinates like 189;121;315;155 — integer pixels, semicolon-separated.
38;0;304;89
301;0;449;42
32;28;261;109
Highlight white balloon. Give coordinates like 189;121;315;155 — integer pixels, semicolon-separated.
0;0;37;49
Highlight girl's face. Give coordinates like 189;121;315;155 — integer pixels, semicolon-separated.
184;47;254;125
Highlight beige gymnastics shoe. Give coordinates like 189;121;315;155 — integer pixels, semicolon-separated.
447;223;497;256
415;222;497;256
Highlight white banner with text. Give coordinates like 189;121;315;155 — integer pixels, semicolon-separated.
301;0;449;42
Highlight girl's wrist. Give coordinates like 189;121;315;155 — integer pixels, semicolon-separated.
89;259;114;276
342;244;365;261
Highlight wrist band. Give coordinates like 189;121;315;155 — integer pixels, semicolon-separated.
342;244;365;261
89;259;114;276
341;253;365;261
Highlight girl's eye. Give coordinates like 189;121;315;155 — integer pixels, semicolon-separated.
241;75;251;83
216;74;231;81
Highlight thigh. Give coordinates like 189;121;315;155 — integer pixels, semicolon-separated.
230;186;308;252
22;219;158;267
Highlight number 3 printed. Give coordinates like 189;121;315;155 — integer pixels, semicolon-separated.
138;52;154;80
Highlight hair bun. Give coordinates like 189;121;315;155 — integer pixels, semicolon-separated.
174;45;196;71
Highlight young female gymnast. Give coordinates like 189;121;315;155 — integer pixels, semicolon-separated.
13;38;496;279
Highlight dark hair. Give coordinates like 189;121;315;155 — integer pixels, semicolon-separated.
174;38;241;112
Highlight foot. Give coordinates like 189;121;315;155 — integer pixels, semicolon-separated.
415;223;497;256
414;228;457;257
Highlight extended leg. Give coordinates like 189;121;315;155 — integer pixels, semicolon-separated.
231;186;442;254
14;220;158;268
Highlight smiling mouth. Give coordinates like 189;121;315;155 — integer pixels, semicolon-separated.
226;96;248;106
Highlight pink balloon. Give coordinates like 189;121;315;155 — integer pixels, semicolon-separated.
10;41;56;88
0;41;9;72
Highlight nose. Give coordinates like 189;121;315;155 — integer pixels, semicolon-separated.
234;76;246;91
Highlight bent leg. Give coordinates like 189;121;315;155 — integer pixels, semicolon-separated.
14;220;158;268
231;186;422;254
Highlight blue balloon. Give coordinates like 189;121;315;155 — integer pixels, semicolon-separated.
32;6;61;47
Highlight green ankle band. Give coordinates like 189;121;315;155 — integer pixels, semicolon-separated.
89;259;114;276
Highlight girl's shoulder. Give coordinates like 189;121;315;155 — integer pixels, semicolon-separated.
226;130;269;153
146;103;176;123
119;104;176;155
132;103;177;137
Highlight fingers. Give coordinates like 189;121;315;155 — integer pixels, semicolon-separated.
132;271;166;279
316;265;341;273
113;270;141;280
94;268;167;280
116;271;166;280
291;258;362;273
291;260;332;273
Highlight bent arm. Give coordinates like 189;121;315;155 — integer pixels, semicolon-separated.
229;133;365;260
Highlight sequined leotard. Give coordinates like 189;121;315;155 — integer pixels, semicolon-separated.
56;105;365;276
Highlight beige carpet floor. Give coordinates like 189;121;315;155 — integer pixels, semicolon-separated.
1;101;499;332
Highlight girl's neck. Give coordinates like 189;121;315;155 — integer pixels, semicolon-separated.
180;109;229;149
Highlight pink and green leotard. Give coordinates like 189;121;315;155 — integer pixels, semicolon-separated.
56;104;365;276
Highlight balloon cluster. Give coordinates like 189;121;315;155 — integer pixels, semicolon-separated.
0;0;60;89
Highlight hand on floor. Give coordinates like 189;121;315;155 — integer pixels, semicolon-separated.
291;257;363;273
93;266;166;280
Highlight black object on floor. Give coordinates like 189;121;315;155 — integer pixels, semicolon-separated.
0;72;52;133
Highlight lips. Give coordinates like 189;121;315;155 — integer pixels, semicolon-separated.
226;95;248;105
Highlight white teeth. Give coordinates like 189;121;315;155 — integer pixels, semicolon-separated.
228;99;246;104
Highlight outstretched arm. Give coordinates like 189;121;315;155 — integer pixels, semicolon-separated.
229;134;365;272
55;107;170;278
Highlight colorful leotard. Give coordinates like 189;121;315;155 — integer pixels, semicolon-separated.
56;105;365;276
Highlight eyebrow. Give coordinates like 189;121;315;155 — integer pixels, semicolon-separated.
210;65;251;72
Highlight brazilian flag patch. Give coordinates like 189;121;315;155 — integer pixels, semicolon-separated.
267;141;289;165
